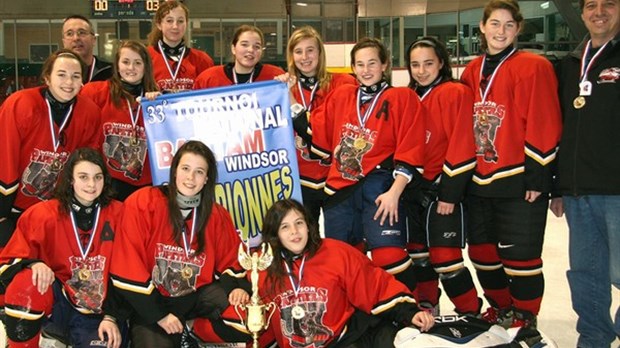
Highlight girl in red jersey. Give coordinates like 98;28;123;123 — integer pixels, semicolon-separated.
81;40;160;201
293;38;426;296
0;49;101;248
257;199;434;348
460;0;562;328
147;0;214;93
110;141;251;347
404;37;481;316
193;25;284;89
0;148;124;348
275;26;357;225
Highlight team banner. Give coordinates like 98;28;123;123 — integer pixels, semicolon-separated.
142;80;302;246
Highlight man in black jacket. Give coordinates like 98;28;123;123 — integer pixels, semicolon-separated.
552;0;620;347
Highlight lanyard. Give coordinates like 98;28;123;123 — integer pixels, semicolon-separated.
478;48;516;104
45;100;74;152
580;40;609;89
87;57;97;82
297;80;319;112
417;77;443;101
232;69;255;84
158;41;186;83
69;205;101;259
182;208;198;258
282;254;306;298
125;98;142;130
356;85;388;129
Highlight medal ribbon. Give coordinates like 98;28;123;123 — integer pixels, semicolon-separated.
283;254;306;299
478;48;516;104
46;100;74;152
87;57;97;82
182;208;198;258
356;85;388;129
125;98;142;131
297;80;319;112
579;40;609;86
69;205;101;260
418;77;443;101
232;69;255;84
158;40;186;86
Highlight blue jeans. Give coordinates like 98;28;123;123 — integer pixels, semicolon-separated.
563;195;620;348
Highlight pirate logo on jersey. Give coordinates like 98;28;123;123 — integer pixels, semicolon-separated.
66;255;106;313
152;243;206;297
334;125;376;181
598;67;620;84
276;287;334;348
473;102;504;163
21;149;68;200
102;122;147;181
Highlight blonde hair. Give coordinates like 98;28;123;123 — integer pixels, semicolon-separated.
286;26;331;91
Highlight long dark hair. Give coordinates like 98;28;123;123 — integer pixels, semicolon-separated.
480;0;524;52
166;140;217;254
54;147;115;214
110;40;158;107
406;36;454;89
261;199;322;295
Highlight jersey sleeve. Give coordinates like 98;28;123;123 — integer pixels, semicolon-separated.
516;58;562;193
0;94;25;218
341;243;418;324
393;88;425;178
437;85;477;203
109;189;167;324
0;204;47;286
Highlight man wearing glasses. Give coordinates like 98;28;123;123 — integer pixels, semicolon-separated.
62;15;113;83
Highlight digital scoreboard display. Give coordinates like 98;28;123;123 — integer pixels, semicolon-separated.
92;0;159;19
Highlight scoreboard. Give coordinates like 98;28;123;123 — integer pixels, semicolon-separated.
92;0;159;19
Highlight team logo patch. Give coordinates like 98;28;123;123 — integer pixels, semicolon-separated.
67;255;106;312
473;102;505;163
102;122;147;181
152;243;206;297
598;67;620;84
334;124;377;181
21;149;69;200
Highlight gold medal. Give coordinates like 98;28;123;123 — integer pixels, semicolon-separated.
130;137;140;146
51;159;63;171
353;137;367;150
306;111;311;122
78;268;91;281
291;305;305;319
573;96;586;109
478;111;488;124
181;266;193;280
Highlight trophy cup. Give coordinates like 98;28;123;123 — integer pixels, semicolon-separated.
235;242;277;348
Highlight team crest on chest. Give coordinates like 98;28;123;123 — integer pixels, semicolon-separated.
598;67;620;84
152;243;206;297
102;122;147;180
67;255;106;313
21;149;68;200
276;286;334;348
334;124;377;181
473;102;505;163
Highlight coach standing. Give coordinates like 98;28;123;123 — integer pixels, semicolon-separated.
552;0;620;347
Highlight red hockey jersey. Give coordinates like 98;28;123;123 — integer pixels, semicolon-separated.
293;73;358;190
110;187;246;323
310;85;425;195
258;238;418;348
192;63;285;89
419;81;476;203
0;87;101;215
0;199;123;314
460;52;562;197
80;81;152;187
148;45;214;92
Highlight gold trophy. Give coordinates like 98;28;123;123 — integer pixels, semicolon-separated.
235;242;277;348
